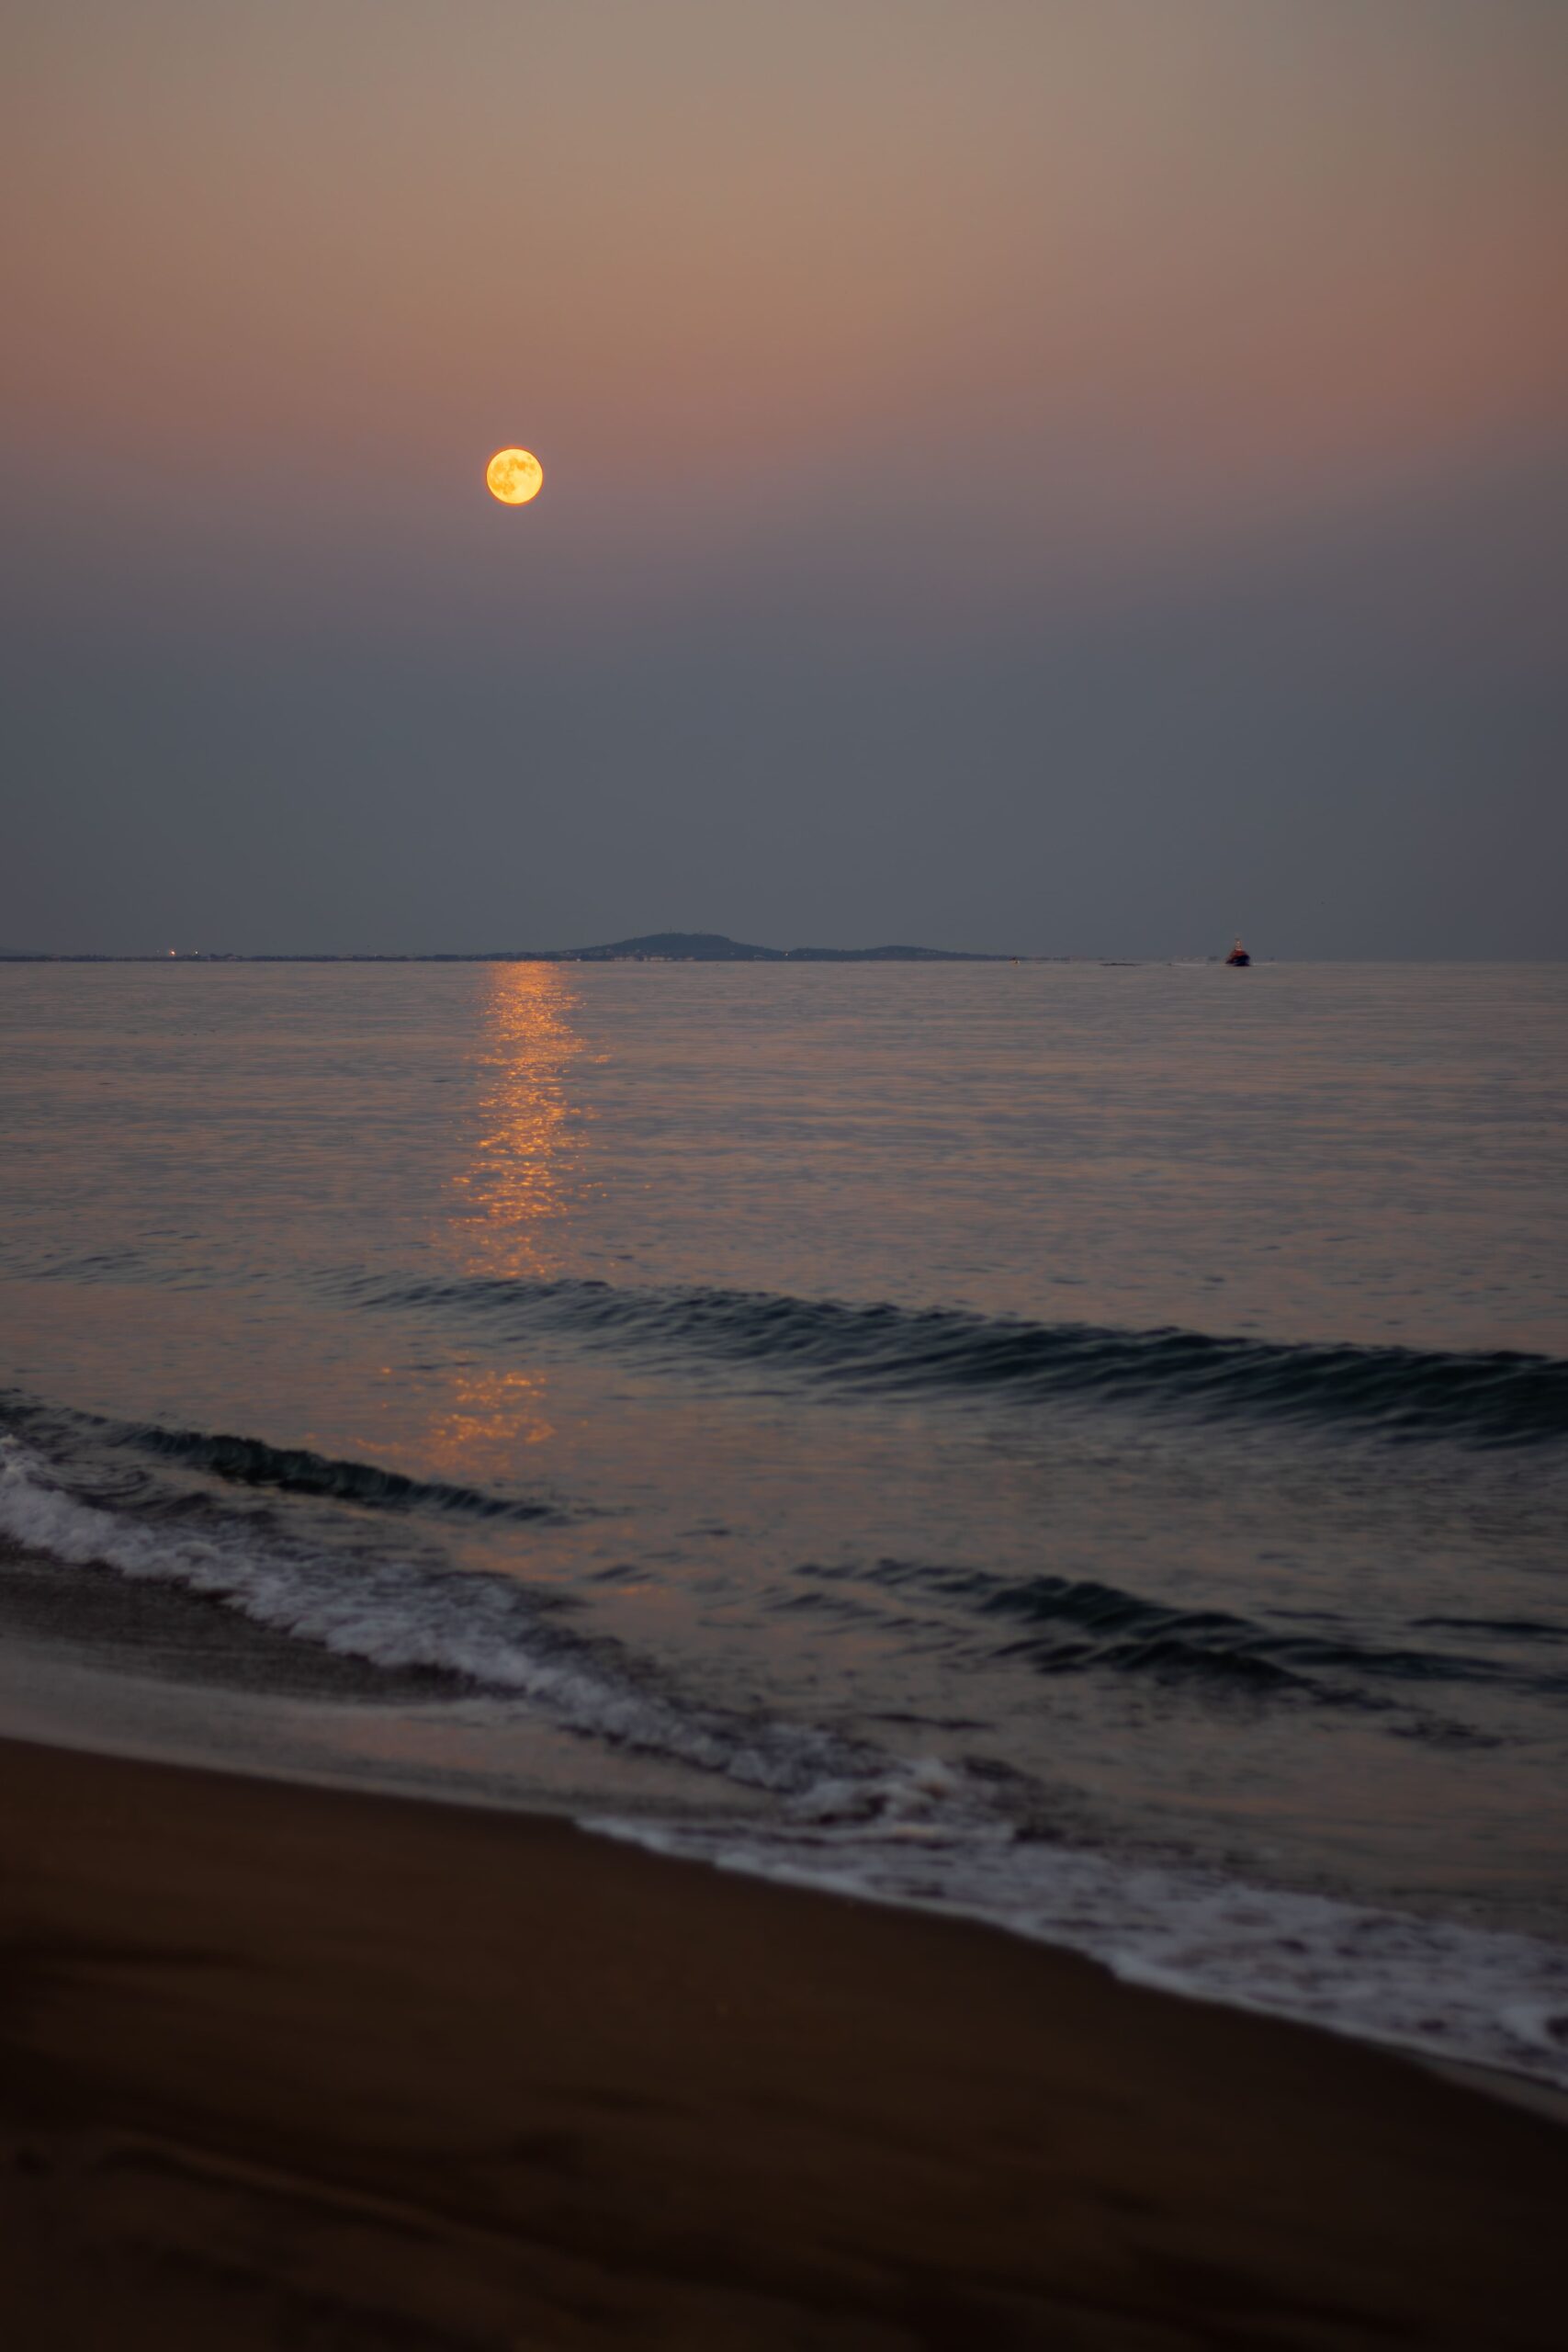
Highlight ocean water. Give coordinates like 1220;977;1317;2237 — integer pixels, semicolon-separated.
3;959;1566;2086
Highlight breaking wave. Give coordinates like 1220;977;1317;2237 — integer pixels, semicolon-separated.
594;1816;1568;2094
0;1434;946;1823
5;1419;1567;2095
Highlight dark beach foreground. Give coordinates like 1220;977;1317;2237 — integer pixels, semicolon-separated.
3;1744;1568;2347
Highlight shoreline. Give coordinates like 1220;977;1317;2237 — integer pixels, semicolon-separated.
3;1732;1567;2347
4;1572;1568;2128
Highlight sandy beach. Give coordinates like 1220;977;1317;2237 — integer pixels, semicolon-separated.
0;1735;1563;2348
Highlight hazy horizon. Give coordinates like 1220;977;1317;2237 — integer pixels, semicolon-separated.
6;938;1565;966
5;2;1565;959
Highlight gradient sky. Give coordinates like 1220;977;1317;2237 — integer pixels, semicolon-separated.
4;0;1565;955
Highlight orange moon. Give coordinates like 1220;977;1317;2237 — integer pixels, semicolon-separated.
485;447;544;505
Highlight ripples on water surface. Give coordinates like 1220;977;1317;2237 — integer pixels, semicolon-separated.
2;960;1565;2085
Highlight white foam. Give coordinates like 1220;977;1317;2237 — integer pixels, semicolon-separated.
0;1438;934;1815
8;1435;1567;2096
587;1815;1568;2095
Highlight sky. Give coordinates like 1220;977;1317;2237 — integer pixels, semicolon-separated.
4;0;1565;956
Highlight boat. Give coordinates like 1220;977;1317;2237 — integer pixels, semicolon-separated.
1224;937;1251;967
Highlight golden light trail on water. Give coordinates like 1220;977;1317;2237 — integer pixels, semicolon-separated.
419;964;594;1479
454;962;593;1278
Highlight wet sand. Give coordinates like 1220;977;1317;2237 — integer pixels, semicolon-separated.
2;1734;1565;2349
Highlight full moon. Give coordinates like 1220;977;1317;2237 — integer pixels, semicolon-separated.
485;447;544;505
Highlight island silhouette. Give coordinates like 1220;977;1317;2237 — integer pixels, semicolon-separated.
545;933;1008;963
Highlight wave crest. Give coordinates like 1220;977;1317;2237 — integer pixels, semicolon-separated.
339;1272;1568;1448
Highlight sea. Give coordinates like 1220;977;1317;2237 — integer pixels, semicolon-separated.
3;957;1566;2089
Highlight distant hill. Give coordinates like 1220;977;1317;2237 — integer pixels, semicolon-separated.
547;932;1006;963
558;932;784;961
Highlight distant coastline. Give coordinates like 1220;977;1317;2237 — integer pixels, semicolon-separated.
1;930;1028;965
